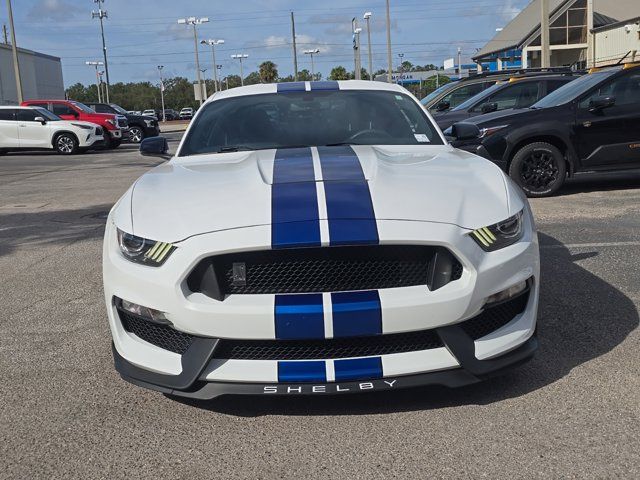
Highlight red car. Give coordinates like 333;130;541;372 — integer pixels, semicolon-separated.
21;99;126;149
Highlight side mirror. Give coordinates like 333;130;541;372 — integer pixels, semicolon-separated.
435;100;450;112
481;102;498;114
34;116;46;125
140;136;169;157
589;95;615;112
450;122;481;141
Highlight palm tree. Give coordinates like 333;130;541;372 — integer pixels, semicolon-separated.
259;61;278;83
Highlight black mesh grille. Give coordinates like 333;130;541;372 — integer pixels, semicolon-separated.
188;245;463;298
461;290;530;340
213;329;443;360
118;308;194;355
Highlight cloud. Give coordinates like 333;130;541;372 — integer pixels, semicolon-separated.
307;13;397;36
499;0;522;22
27;0;83;21
261;34;333;54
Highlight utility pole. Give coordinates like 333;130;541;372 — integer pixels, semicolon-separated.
385;0;393;83
178;16;209;105
85;61;104;102
457;47;462;78
6;0;22;103
231;54;249;86
92;0;110;103
291;12;298;81
352;18;362;80
158;65;166;122
540;0;550;68
304;49;320;79
2;24;8;44
587;0;594;68
201;39;224;92
364;12;373;80
98;71;105;101
397;53;404;85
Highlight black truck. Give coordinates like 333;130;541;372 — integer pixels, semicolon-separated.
86;103;160;143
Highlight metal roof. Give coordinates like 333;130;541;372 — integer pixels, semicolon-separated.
473;0;639;60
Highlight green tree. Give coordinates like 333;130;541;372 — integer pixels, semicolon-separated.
329;65;350;80
400;60;413;72
259;61;279;83
244;71;262;85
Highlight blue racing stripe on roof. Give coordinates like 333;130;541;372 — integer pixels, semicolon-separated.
331;290;382;338
334;357;382;381
278;361;326;382
318;145;378;246
277;81;306;92
309;81;339;91
275;293;324;339
271;148;321;248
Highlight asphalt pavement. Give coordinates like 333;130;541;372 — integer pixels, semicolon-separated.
0;136;638;479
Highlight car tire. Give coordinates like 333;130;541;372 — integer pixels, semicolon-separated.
54;133;79;155
508;142;566;197
129;125;144;143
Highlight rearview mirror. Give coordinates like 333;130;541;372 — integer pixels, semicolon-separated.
481;102;498;114
589;96;615;112
450;122;481;141
140;136;169;157
34;116;46;125
435;100;450;112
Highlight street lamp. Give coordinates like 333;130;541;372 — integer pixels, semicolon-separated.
178;16;209;105
363;12;373;81
303;49;320;79
397;53;404;85
85;61;104;102
92;0;111;102
98;70;105;102
231;54;249;86
352;18;363;80
158;65;166;122
201;39;224;92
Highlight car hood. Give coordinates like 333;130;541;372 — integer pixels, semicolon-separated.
83;112;117;121
434;110;474;130
462;107;532;126
124;145;521;243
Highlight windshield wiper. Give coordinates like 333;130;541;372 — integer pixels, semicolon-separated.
323;142;364;147
217;145;256;153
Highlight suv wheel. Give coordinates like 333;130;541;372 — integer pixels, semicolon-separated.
508;142;566;197
129;126;144;143
54;133;78;155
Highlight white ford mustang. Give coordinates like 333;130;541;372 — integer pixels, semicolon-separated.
103;80;539;399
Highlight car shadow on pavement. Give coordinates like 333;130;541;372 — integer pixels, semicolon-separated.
0;204;111;258
558;171;640;196
179;232;638;416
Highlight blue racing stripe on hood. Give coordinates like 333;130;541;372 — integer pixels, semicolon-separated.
317;145;379;245
275;293;324;339
309;81;339;91
278;361;326;382
331;290;382;337
277;81;306;92
334;357;382;381
271;148;321;248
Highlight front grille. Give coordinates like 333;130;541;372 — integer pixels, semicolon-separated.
118;308;194;355
187;245;463;300
213;329;443;361
95;126;103;136
461;290;530;340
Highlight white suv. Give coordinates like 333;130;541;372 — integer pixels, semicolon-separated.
0;106;104;155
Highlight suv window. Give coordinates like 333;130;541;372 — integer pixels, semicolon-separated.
52;103;77;116
472;81;540;112
17;109;42;122
546;79;571;94
0;109;16;121
579;71;640;108
440;82;486;109
91;104;114;114
28;103;49;110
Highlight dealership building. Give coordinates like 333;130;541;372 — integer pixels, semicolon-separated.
0;43;64;105
473;0;639;71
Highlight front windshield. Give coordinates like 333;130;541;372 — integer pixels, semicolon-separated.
180;90;443;157
531;70;614;108
35;107;61;121
70;101;95;113
110;104;128;115
421;82;457;105
451;82;503;111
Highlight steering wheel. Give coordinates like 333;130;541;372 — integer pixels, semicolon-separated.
347;129;393;142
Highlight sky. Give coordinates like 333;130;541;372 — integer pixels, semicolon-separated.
0;0;529;88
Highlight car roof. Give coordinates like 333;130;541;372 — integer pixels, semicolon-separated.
0;105;39;109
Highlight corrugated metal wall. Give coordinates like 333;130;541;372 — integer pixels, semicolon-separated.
595;23;640;66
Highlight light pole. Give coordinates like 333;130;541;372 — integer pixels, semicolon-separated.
385;0;393;83
92;0;111;102
157;65;166;122
363;12;373;81
6;0;22;103
216;65;223;90
352;18;362;80
178;16;209;105
397;53;404;85
303;49;320;79
98;70;105;101
231;54;249;86
85;61;104;102
201;39;224;92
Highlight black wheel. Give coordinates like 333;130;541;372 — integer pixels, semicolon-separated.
128;125;144;143
508;142;566;197
54;133;78;155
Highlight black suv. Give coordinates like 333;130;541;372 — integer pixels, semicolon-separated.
433;73;579;130
86;103;160;143
447;64;640;197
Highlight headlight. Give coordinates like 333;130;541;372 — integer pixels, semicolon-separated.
106;119;116;126
117;228;176;266
479;125;508;138
470;211;524;251
71;123;92;130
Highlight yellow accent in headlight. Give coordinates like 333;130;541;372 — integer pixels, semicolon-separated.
154;243;173;262
145;241;163;259
472;230;492;247
482;227;497;241
144;241;174;261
